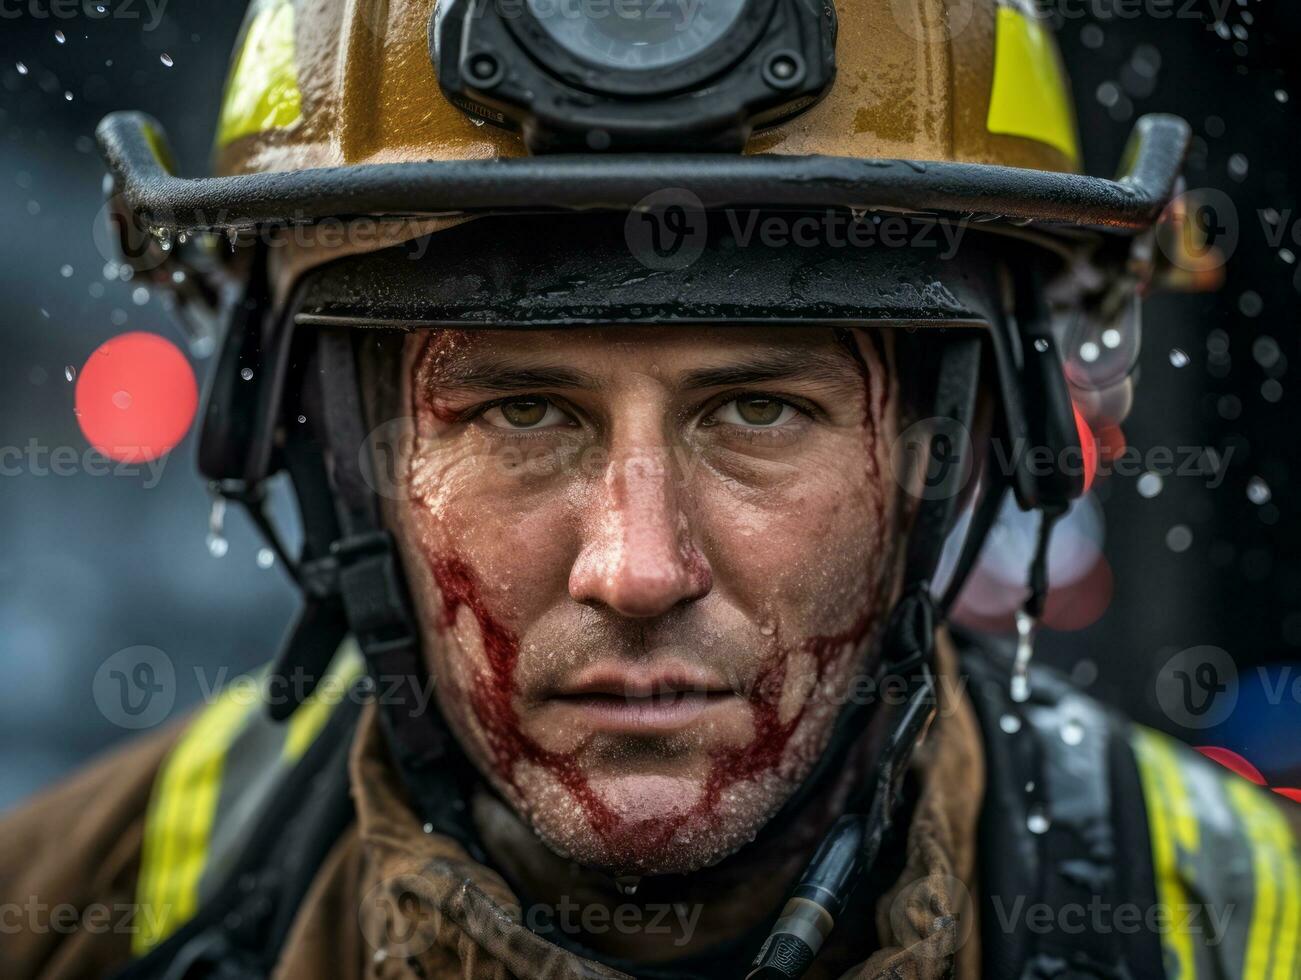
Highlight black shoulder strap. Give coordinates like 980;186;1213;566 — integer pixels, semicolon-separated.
959;635;1165;980
111;683;367;980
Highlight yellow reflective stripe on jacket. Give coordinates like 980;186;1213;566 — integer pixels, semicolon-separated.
1131;725;1301;980
133;674;263;954
132;642;365;956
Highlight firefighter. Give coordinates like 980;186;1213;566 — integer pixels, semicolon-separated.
1;0;1297;978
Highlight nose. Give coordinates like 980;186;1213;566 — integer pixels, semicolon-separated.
568;446;712;618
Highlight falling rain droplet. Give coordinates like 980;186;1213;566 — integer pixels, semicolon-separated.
297;414;307;424
64;91;73;102
1246;477;1271;505
64;365;76;382
1137;472;1164;499
206;534;229;558
1027;805;1051;835
160;53;174;68
240;367;254;382
54;29;66;43
60;264;73;278
999;713;1023;734
1169;348;1190;368
256;548;275;569
1034;338;1050;353
16;62;29;76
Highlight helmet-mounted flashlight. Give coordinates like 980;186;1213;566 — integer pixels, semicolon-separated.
431;0;837;152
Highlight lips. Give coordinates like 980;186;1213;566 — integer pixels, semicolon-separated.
543;661;739;735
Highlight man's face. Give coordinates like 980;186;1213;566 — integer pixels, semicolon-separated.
385;325;906;875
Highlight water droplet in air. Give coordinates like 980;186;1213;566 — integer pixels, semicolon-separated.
206;534;229;558
297;414;307;424
16;62;28;75
240;367;254;381
1027;805;1051;835
60;264;73;278
999;713;1022;734
54;30;66;43
1060;720;1085;746
1169;348;1189;368
1033;338;1049;353
160;53;174;68
64;365;76;382
112;390;132;410
1246;477;1271;505
614;876;641;896
1137;472;1163;498
64;91;73;102
256;548;275;569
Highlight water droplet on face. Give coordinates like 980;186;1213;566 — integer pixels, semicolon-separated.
64;365;76;382
206;533;229;558
1027;806;1051;834
1169;348;1190;368
160;53;174;68
1246;476;1271;505
240;367;254;381
999;712;1022;734
256;547;275;569
759;622;775;637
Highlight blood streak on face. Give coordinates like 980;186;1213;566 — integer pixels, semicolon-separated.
430;553;877;864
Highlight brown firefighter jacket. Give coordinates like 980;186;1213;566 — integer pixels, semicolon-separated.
1;639;1298;980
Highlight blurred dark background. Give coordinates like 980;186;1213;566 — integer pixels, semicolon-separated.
1;0;1298;810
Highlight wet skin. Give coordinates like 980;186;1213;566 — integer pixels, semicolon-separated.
384;325;907;883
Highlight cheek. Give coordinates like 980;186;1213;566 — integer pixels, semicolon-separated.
691;439;891;631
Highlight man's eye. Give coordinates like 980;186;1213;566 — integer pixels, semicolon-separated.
482;398;570;429
712;396;798;428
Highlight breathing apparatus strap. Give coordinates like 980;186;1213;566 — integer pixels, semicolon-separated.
749;332;985;980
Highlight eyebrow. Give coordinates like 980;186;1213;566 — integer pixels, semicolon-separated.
679;347;865;390
428;345;864;394
425;363;598;393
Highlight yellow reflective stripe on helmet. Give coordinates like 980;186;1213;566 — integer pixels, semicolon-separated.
132;675;261;955
283;639;365;762
1131;727;1199;980
1225;779;1300;980
986;6;1080;165
217;0;303;149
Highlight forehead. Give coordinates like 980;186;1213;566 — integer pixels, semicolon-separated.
410;325;867;386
